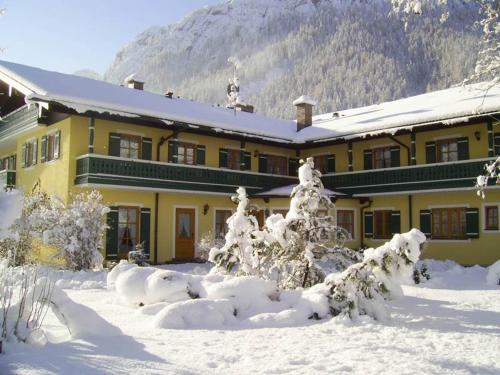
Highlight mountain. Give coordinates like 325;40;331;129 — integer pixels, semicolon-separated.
104;0;482;119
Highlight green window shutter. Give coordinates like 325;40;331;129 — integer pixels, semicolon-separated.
219;148;228;168
364;211;373;238
243;151;251;170
363;150;373;170
425;142;436;164
109;133;121;157
390;146;400;167
258;154;268;173
457;137;469;160
391;211;401;235
140;208;151;256
326;154;335;173
106;207;119;258
420;210;431;238
41;136;47;163
239;150;246;170
196;145;206;165
33;139;38;165
494;133;500;156
168;140;174;162
288;158;298;177
21;143;26;168
141;137;153;160
466;208;479;239
54;130;61;159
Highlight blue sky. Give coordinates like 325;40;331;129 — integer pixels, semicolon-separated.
0;0;221;75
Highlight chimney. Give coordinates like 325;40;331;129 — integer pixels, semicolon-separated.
164;91;174;99
124;73;145;90
235;103;254;113
293;95;316;131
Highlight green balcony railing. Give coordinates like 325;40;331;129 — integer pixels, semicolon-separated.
0;105;39;141
75;154;297;194
0;170;16;190
322;158;496;195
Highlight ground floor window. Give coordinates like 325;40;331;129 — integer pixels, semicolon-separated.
485;206;499;231
118;207;139;254
272;209;289;217
432;207;466;239
215;210;232;239
337;210;354;239
374;210;392;239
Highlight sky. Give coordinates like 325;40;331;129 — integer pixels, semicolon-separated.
0;0;221;75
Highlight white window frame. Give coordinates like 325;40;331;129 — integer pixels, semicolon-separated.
482;203;500;233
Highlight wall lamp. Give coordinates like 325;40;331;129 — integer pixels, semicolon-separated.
254;150;259;157
474;131;481;141
203;204;210;215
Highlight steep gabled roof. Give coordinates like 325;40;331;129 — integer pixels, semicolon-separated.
1;60;499;144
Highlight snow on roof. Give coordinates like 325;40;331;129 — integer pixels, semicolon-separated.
254;184;346;197
1;60;499;144
293;95;317;106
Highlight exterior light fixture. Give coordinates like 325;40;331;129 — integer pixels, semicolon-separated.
203;204;210;215
474;131;481;141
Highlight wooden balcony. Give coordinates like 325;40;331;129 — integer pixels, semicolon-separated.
0;170;16;190
0;105;39;141
75;154;297;194
322;158;496;195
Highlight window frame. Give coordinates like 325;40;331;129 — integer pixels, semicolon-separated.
484;205;499;231
436;138;458;163
266;154;288;176
176;141;197;165
431;207;467;240
46;131;60;162
374;210;392;239
227;148;241;170
336;209;355;240
119;134;142;160
372;147;392;169
23;138;38;168
313;155;328;174
117;206;140;256
214;209;233;239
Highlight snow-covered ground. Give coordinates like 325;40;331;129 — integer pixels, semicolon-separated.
1;261;499;375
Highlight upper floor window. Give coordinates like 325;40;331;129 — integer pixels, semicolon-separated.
364;146;400;170
313;154;335;174
494;132;500;156
426;137;469;164
120;134;141;159
219;148;250;170
227;149;241;170
21;139;38;168
485;206;499;231
177;142;196;165
267;155;288;175
109;132;153;160
41;130;61;163
337;209;354;239
432;207;466;240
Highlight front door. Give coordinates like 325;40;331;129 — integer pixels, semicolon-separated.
175;208;195;260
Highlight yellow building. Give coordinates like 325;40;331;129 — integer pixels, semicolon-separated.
1;60;499;266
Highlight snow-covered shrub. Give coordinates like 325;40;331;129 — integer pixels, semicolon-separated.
127;242;149;266
209;187;261;274
486;260;500;286
196;230;224;261
413;262;431;284
0;189;23;239
326;229;426;320
43;191;109;271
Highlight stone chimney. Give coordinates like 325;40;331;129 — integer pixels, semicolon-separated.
124;73;145;90
293;95;316;131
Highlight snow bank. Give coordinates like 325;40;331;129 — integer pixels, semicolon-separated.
0;189;23;238
486;260;500;286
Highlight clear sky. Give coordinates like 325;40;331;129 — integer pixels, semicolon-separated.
0;0;221;75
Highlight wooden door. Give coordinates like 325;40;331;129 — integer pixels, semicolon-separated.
175;208;195;260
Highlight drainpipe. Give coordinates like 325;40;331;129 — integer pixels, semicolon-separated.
153;133;176;264
408;194;413;229
388;135;411;165
360;198;373;248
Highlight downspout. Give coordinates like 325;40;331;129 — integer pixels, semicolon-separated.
388;135;411;165
360;198;373;248
154;133;176;264
408;194;413;229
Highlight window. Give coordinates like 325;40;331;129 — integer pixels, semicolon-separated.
374;210;392;239
177;142;197;165
267;155;287;175
215;210;232;239
437;139;458;162
495;132;500;156
22;139;38;168
227;149;241;170
485;206;499;231
373;147;391;169
120;134;141;159
45;131;60;162
313;155;328;174
337;210;354;239
118;207;139;255
431;207;466;239
272;209;289;217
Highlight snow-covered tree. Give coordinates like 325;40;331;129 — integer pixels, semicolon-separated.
43;191;109;271
476;156;500;197
326;229;426;320
208;187;260;274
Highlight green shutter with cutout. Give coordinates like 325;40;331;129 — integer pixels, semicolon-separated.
288;158;298;177
363;150;372;170
106;207;119;258
425;142;436;164
391;211;401;235
196;145;206;165
33;139;38;165
457;137;469;160
390;146;400;167
243;151;251;170
141;137;153;160
259;154;268;173
140;208;151;256
420;210;431;238
466;208;479;239
54;130;61;160
326;154;335;173
41;136;47;163
219;148;228;168
21;143;26;168
109;133;121;157
364;211;373;238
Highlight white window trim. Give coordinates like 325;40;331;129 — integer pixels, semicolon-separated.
172;205;198;260
482;203;500;233
334;207;357;241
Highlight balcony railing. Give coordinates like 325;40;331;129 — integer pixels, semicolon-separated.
322;158;496;195
75;154;297;194
0;170;16;190
0;105;39;141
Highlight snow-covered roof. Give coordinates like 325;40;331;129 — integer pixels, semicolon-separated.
1;60;499;144
254;184;346;197
293;95;317;107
